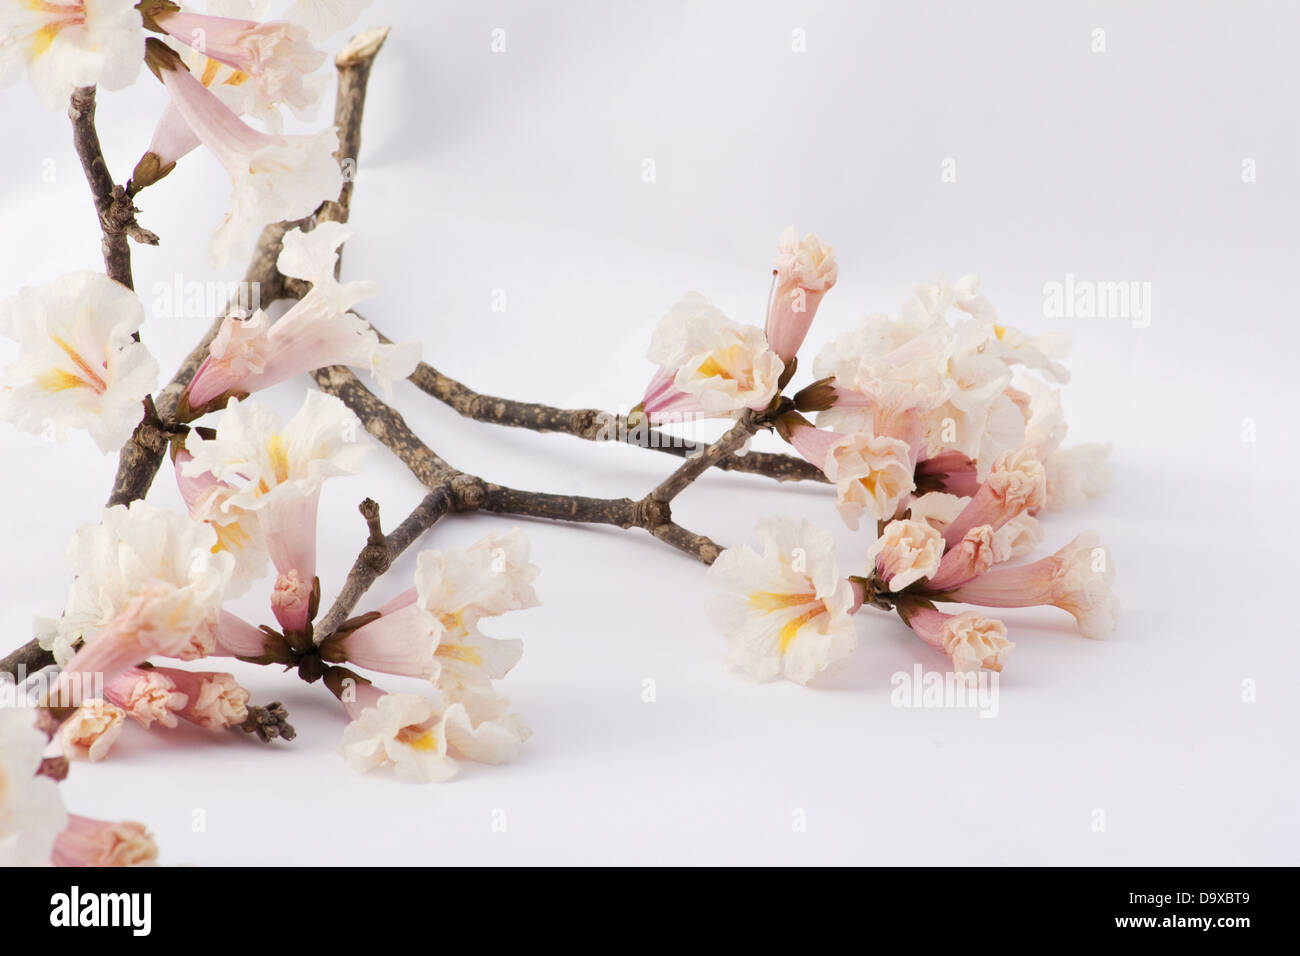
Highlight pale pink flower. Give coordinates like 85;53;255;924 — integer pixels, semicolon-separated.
765;228;837;362
58;699;125;762
104;667;188;729
183;300;415;415
948;531;1119;639
155;10;325;121
321;604;443;680
787;423;916;528
51;815;157;867
941;448;1046;547
865;519;944;591
182;393;367;626
901;604;1013;673
641;293;783;424
923;525;996;592
151;667;250;730
149;43;342;266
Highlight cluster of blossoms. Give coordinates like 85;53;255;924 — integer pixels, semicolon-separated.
1;210;532;798
0;707;157;866
635;229;1117;684
0;0;375;264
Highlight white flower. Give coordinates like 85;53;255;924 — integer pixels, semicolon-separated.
928;320;1020;468
707;517;857;684
866;519;944;591
183;392;367;614
340;691;460;784
185;279;417;410
990;323;1072;384
0;272;158;453
814;312;951;437
154;55;342;267
415;532;536;744
642;293;783;422
0;0;143;110
1018;376;1069;461
1044;443;1113;510
59;699;126;762
789;425;916;529
174;450;267;596
277;223;377;313
49;502;234;666
183;392;368;513
286;0;374;41
327;529;537;757
156;9;326;125
0;707;67;866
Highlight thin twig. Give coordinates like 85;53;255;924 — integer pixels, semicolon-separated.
649;411;763;503
313;488;455;642
69;86;157;289
374;322;827;484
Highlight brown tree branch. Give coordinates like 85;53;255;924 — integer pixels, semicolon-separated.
649;411;764;503
313;488;455;642
69;86;157;290
383;329;828;484
310;364;725;567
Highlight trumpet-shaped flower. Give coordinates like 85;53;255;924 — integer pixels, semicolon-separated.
173;449;267;595
641;293;783;423
46;501;233;668
183;282;415;414
150;666;249;730
765;228;837;362
707;517;857;684
182;392;367;630
949;531;1119;639
58;699;125;762
900;604;1014;674
0;272;158;453
787;424;916;528
0;0;143;109
155;9;326;122
865;519;944;591
148;41;342;266
104;667;188;729
941;448;1046;547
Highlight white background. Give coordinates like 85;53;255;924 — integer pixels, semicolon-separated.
2;0;1298;864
